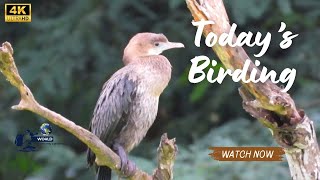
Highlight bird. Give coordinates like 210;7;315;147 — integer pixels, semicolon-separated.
87;32;184;180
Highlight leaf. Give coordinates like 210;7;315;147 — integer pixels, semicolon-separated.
277;0;292;15
169;0;184;10
190;81;210;102
226;0;271;25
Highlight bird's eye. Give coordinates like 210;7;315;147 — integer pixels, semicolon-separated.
154;42;159;46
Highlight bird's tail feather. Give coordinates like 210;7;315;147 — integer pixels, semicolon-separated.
97;166;112;180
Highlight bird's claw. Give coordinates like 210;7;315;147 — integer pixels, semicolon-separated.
113;143;137;177
120;158;137;177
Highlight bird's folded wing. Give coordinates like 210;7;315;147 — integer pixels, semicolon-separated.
89;70;138;145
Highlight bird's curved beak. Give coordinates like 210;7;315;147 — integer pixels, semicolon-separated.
162;42;185;50
149;41;184;55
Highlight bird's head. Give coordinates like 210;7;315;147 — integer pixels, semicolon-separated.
123;33;184;65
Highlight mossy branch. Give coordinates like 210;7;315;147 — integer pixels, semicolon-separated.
0;42;177;180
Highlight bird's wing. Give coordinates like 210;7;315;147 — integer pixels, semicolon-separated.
89;69;138;145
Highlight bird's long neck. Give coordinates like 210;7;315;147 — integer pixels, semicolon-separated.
123;54;133;65
134;55;172;96
123;45;148;65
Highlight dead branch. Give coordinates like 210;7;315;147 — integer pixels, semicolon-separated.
0;42;177;180
185;0;320;179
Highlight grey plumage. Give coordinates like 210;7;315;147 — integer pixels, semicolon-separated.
87;32;183;180
87;56;171;177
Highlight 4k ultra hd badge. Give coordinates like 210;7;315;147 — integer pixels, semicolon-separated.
5;3;31;22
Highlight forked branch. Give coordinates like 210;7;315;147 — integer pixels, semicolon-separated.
0;42;177;180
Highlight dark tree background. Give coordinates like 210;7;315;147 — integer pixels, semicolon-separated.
0;0;319;179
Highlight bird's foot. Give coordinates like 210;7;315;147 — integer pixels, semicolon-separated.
113;143;137;178
120;157;137;177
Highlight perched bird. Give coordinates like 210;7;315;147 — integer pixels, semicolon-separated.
87;33;184;180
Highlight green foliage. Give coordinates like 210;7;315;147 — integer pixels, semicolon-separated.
226;0;271;25
25;146;94;180
139;119;292;180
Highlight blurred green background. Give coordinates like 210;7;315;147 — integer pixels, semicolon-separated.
0;0;319;179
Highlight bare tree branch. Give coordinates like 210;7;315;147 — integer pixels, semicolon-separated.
185;0;320;179
0;42;177;180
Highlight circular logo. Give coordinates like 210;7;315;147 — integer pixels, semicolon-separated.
40;123;52;135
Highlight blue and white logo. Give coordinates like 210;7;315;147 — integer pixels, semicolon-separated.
40;123;52;135
14;123;55;152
